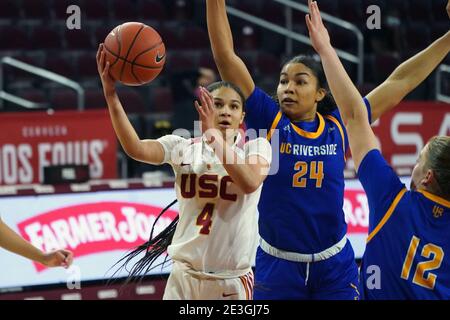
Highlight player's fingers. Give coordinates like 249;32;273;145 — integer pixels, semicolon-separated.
96;48;103;74
53;252;65;267
99;50;105;72
102;62;107;78
194;100;206;118
58;251;67;263
104;61;110;77
100;47;105;64
313;1;322;25
202;87;214;110
199;87;212;112
62;250;73;267
311;1;319;24
201;86;213;100
305;14;313;32
96;44;101;63
48;251;64;267
314;1;323;24
194;100;200;112
204;87;216;114
309;3;317;24
101;59;108;76
65;256;73;268
102;50;107;71
199;90;210;114
97;44;104;60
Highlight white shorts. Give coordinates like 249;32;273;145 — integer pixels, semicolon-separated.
163;262;254;300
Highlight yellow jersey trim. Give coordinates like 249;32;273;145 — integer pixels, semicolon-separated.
290;113;325;139
350;283;360;297
325;115;346;160
267;111;282;142
417;190;450;208
366;188;407;244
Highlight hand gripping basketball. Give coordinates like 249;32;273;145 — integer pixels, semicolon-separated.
103;22;166;86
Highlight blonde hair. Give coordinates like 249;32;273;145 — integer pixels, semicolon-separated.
426;136;450;198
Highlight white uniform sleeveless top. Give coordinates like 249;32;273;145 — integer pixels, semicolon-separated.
157;134;272;279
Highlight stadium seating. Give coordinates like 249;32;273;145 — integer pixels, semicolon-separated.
0;0;20;20
0;0;448;178
138;0;167;21
0;26;28;50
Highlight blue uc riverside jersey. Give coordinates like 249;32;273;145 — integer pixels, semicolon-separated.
245;87;371;254
359;150;450;299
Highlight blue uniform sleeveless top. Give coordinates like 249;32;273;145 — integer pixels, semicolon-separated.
359;149;450;299
245;87;371;254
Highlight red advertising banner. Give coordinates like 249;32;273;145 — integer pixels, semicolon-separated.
371;101;450;170
0;110;117;185
0;188;179;288
17;201;178;272
344;188;369;234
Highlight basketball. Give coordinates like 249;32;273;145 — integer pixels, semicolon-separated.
103;22;166;86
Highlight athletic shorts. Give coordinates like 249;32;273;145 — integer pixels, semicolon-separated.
163;262;254;300
254;240;360;300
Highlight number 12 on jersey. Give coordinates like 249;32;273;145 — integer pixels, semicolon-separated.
401;235;444;290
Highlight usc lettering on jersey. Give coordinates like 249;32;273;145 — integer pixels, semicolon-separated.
157;134;272;279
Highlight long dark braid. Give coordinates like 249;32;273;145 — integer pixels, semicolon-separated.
108;199;178;285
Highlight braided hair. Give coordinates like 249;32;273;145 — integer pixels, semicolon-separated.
109;199;178;285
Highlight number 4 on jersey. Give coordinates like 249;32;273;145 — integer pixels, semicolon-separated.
196;203;215;235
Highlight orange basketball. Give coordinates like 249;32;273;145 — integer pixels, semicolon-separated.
104;22;166;86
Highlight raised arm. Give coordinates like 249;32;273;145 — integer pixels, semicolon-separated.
97;44;165;165
195;87;269;194
0;218;73;268
306;1;377;170
367;24;450;121
206;0;255;98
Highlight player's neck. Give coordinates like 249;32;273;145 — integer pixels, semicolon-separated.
419;186;450;202
290;110;317;123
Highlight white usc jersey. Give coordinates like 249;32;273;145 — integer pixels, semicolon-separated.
157;134;272;279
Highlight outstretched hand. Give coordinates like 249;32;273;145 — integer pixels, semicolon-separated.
194;86;218;137
96;43;116;95
41;249;73;269
305;0;332;55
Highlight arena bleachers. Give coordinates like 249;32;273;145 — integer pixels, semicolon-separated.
0;0;448;178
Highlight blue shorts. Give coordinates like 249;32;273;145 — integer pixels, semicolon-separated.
254;240;360;300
